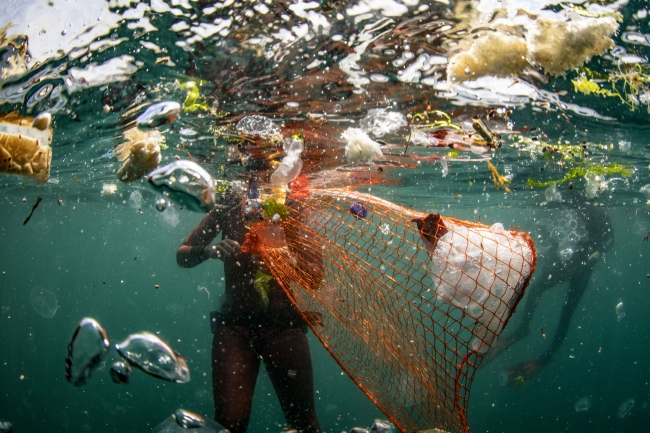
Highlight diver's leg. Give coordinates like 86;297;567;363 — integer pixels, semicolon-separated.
212;325;261;433
547;272;590;355
502;271;590;385
257;328;321;433
479;277;549;367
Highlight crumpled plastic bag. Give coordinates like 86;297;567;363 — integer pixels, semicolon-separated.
0;111;53;184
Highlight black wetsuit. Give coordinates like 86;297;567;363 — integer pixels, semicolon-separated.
177;192;321;433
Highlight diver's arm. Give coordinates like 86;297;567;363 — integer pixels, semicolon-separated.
176;208;224;268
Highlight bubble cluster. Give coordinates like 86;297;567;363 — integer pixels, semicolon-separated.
548;210;588;261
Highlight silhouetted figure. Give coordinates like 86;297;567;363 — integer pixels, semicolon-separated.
479;198;613;385
177;177;321;433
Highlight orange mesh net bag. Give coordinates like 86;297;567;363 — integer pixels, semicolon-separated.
243;186;536;433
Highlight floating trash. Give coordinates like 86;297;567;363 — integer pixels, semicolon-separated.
615;301;626;321
369;419;395;433
151;415;226;433
341;127;383;163
102;183;118;196
136;101;181;129
350;201;368;219
30;286;57;318
617;397;634;418
173;409;205;429
110;361;132;384
65;318;110;387
359;108;407;138
235;115;280;139
574;396;592;412
147;160;216;212
115;332;190;383
0;111;53;184
117;143;162;183
0;420;12;433
155;198;167;212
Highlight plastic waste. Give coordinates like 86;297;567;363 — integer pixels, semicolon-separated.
236;115;280;139
173;409;204;429
115;127;162;183
341;128;383;163
270;137;304;188
151;415;226;433
65;318;110;387
0;111;52;184
147;160;216;211
430;221;535;337
0;420;12;433
136;101;181;129
115;331;190;383
359;109;407;137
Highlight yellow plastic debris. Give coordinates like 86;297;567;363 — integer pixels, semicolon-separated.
0;112;53;185
115;127;162;183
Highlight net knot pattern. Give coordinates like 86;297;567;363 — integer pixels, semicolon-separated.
242;188;536;433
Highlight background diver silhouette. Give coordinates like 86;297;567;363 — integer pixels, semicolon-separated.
479;196;613;386
176;171;321;433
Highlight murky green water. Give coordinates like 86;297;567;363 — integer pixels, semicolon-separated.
2;0;650;432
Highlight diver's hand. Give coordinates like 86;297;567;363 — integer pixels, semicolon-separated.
204;239;241;261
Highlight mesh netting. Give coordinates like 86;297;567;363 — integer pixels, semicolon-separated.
243;188;536;433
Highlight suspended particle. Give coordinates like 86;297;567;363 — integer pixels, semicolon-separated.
349;201;368;219
115;332;190;383
109;361;132;384
155;198;167;212
173;409;205;429
65;318;110;387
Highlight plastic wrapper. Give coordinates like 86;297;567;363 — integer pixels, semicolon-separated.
0;112;52;184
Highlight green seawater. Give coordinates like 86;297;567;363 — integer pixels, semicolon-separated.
2;0;650;432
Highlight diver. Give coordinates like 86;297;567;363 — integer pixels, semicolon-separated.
176;169;321;433
479;194;613;386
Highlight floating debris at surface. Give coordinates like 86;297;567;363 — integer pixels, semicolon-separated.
0;111;53;184
236;115;280;139
135;101;181;129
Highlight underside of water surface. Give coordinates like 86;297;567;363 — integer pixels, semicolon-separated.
1;0;650;432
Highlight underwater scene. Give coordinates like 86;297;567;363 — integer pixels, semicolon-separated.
1;0;650;432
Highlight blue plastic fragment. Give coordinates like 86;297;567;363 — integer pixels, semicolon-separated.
350;201;368;219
